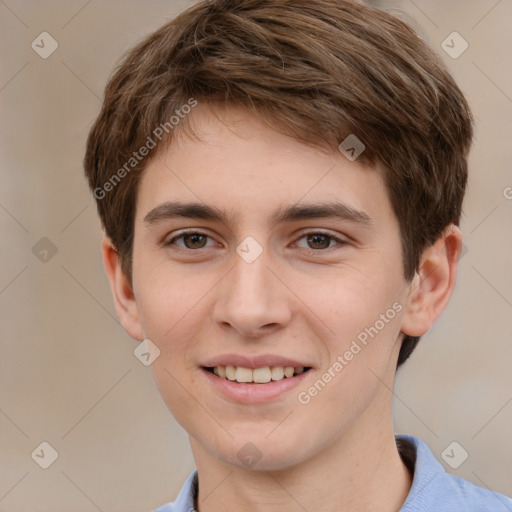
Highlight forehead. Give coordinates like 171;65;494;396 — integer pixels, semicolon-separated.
136;105;394;227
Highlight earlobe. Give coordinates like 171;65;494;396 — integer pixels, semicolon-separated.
400;225;462;338
101;236;144;341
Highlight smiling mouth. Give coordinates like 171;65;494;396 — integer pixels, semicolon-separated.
203;365;312;384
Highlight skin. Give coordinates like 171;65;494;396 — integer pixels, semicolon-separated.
103;105;462;512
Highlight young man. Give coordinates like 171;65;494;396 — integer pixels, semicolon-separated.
83;0;512;510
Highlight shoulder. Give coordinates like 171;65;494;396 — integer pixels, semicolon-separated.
446;472;512;510
397;435;512;512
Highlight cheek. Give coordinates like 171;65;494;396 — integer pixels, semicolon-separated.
149;363;202;436
134;257;200;338
315;270;397;333
305;260;406;369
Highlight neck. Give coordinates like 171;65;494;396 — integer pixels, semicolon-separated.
191;407;412;512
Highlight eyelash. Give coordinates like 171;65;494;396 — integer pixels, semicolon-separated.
164;230;348;254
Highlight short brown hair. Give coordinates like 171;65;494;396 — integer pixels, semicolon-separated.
83;0;474;367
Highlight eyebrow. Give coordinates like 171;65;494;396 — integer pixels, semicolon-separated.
143;201;373;229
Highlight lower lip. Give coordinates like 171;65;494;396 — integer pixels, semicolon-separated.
201;368;312;404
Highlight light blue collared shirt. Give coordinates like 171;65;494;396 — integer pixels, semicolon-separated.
153;435;512;511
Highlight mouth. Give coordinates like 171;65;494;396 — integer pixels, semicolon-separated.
203;365;313;383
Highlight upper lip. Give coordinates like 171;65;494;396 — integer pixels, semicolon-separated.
202;354;312;369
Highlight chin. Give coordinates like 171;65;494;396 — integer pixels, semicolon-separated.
215;432;310;472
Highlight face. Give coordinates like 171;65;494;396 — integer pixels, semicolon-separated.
128;105;414;470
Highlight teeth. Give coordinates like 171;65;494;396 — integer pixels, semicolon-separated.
210;365;307;383
225;365;236;381
284;366;294;378
270;366;284;380
253;367;272;383
235;367;253;383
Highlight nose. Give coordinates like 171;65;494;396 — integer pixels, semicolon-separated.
212;243;292;339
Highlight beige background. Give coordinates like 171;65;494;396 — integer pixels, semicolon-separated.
1;0;511;510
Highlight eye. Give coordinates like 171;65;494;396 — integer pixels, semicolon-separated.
295;231;347;251
164;230;348;253
165;230;216;250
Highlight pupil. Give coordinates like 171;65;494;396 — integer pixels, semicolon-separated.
308;234;329;249
185;234;207;249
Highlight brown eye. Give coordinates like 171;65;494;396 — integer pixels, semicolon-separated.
183;233;207;249
295;231;347;252
166;231;214;250
306;234;332;250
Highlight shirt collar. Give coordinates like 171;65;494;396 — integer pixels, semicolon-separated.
171;469;198;511
168;435;511;511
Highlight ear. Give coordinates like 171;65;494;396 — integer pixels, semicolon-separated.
400;224;462;337
101;236;144;341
